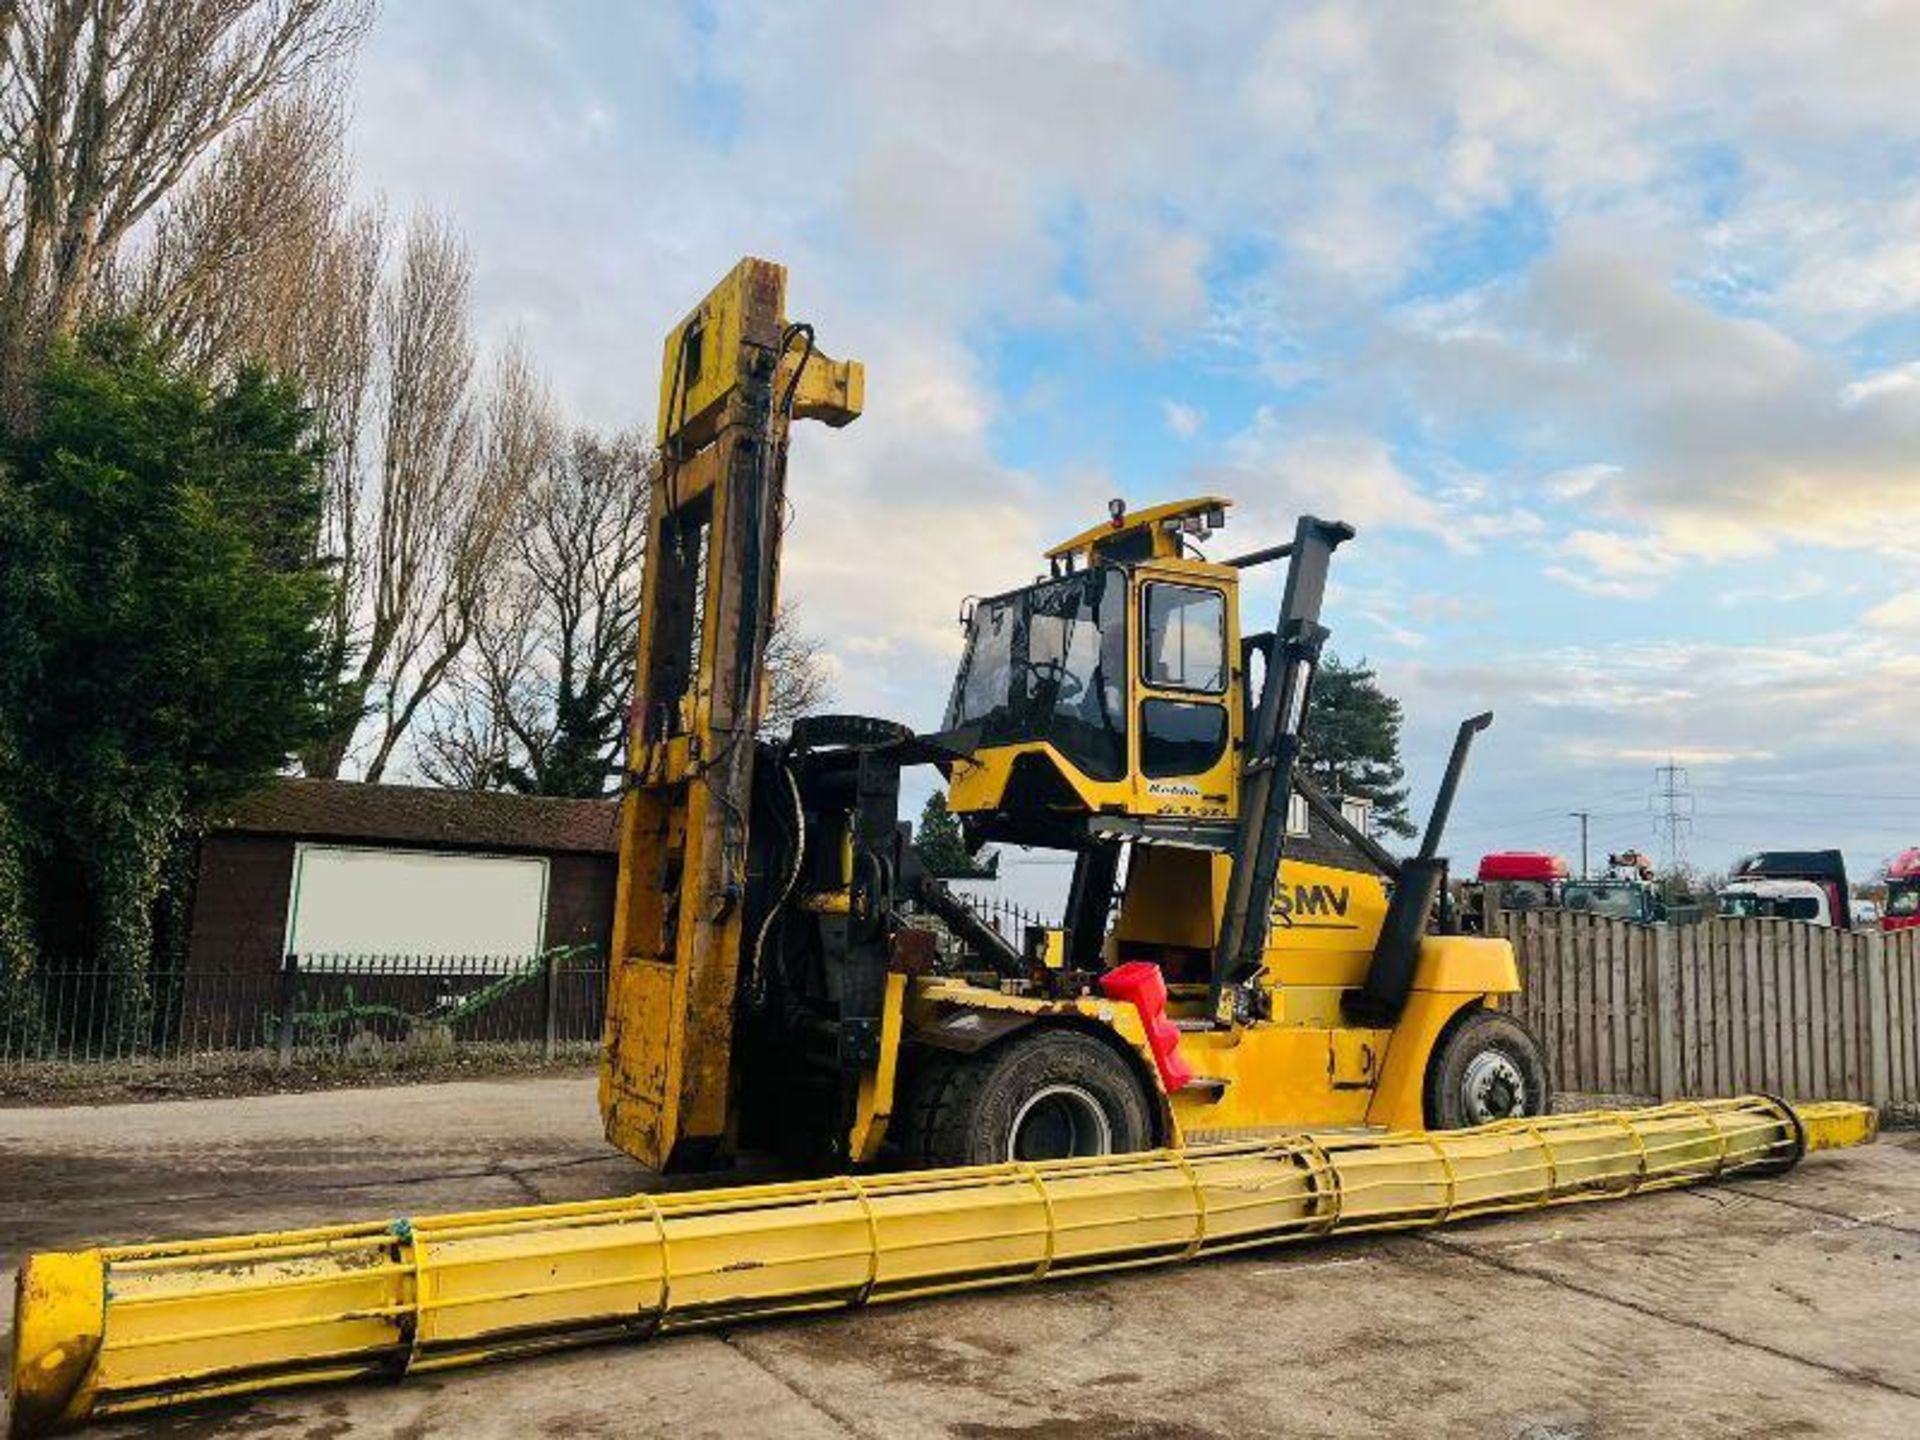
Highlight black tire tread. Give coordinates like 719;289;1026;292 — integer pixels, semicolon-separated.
901;1027;1152;1168
901;1046;993;1168
1423;1007;1551;1129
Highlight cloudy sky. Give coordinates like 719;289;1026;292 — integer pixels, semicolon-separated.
349;2;1920;899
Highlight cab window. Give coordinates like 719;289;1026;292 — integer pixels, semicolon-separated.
943;567;1129;781
1140;699;1228;777
1143;584;1225;693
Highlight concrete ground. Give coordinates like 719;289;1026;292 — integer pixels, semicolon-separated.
4;1075;1917;1439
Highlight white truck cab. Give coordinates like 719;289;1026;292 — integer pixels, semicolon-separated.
1718;877;1834;927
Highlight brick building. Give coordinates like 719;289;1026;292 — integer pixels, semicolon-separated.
188;780;620;976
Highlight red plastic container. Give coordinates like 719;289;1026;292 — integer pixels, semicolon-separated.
1099;961;1194;1091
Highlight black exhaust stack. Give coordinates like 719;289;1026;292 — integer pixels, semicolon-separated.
1347;711;1492;1025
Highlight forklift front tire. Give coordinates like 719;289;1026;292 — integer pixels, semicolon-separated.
908;1029;1153;1168
1423;1008;1550;1129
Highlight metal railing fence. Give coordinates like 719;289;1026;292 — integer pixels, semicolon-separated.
0;948;608;1070
907;894;1060;966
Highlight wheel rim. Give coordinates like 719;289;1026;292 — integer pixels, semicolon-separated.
1009;1083;1113;1162
1460;1050;1528;1124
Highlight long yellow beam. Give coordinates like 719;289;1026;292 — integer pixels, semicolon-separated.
8;1098;1875;1436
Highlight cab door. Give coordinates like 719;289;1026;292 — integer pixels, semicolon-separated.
1131;569;1239;819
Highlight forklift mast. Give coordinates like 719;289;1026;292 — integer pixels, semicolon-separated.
1210;517;1352;1016
600;259;862;1171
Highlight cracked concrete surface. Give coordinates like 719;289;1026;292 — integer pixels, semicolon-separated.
4;1075;1917;1438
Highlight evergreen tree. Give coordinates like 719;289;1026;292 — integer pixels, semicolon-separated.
0;324;339;1028
916;790;981;876
1302;654;1416;839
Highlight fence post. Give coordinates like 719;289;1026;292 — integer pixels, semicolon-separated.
542;951;560;1062
1864;929;1891;1113
276;954;299;1070
1654;923;1681;1101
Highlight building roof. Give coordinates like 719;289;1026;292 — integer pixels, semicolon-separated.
210;779;619;855
1294;805;1388;877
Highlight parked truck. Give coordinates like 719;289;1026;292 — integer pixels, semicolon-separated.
1882;848;1920;932
1718;850;1852;929
1563;850;1665;923
1465;850;1568;932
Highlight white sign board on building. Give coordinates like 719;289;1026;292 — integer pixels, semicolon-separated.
285;845;549;970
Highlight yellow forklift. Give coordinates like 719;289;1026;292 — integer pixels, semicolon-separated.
600;257;1545;1174
9;259;1874;1438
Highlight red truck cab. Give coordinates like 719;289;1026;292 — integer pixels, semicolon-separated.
1477;851;1569;913
1885;849;1920;933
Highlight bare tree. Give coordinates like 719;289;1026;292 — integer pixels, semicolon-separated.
116;191;553;784
357;333;553;780
420;428;650;797
294;218;552;782
296;204;383;714
760;604;834;737
106;89;386;709
413;600;528;791
112;88;352;371
421;433;837;797
0;0;374;400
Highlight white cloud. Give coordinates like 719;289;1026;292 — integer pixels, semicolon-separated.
1863;590;1920;632
1543;567;1651;601
351;2;1920;400
1454;506;1549;546
337;0;1920;766
1761;189;1920;332
1161;399;1202;439
1715;573;1839;608
1567;743;1777;766
1382;243;1920;558
772;329;1051;721
1841;361;1920;407
1357;613;1427;649
1213;420;1445;538
1090;222;1209;339
1547;528;1681;598
1392;629;1920;795
1543;463;1622;500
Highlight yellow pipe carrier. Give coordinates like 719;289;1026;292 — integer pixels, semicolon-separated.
5;261;1883;1433
9;1099;1878;1434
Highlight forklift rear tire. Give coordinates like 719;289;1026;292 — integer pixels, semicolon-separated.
906;1029;1153;1168
1424;1008;1550;1129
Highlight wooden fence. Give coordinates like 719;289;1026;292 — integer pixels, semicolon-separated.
1499;912;1920;1110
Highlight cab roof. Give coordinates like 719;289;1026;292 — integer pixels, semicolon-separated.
1045;495;1231;564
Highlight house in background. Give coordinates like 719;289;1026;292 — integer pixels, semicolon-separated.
189;780;620;976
